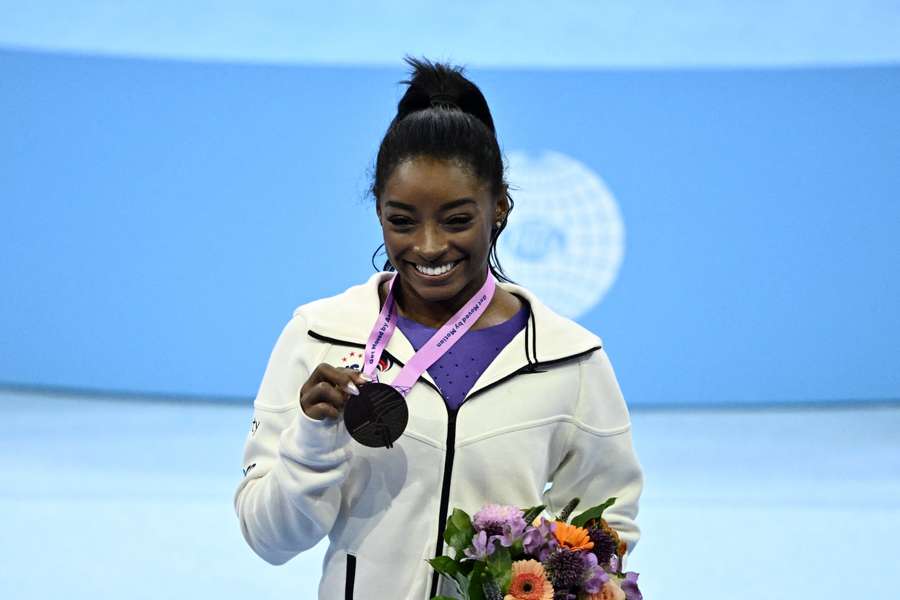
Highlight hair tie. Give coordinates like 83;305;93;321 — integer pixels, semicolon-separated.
429;93;459;109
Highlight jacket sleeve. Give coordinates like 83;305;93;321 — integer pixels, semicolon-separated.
542;347;644;565
233;311;352;565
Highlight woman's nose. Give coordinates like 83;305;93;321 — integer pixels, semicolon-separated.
414;223;448;260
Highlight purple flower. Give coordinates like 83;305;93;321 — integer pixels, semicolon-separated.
580;551;607;594
619;571;642;600
523;517;558;561
473;504;523;530
544;548;586;590
522;526;543;554
499;516;527;546
472;504;528;548
464;529;496;560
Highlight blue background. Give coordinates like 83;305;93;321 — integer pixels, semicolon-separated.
1;49;898;406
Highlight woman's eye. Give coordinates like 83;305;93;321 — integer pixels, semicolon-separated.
446;215;473;227
388;216;414;227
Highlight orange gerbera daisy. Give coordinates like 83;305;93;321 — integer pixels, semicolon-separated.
552;521;594;551
504;560;553;600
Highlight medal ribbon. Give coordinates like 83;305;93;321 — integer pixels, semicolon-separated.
361;268;496;395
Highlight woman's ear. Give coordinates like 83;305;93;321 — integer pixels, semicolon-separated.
494;184;510;223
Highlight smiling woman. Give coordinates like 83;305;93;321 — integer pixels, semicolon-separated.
377;157;521;329
233;57;644;600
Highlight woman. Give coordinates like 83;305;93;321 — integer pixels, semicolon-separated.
234;57;643;600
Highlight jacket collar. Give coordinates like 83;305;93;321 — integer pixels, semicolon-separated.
303;272;602;398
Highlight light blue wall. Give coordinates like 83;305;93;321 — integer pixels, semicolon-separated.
4;0;900;68
2;49;898;405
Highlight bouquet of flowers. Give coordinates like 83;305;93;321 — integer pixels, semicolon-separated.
428;497;642;600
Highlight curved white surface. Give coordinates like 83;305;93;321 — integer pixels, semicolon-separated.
2;0;900;67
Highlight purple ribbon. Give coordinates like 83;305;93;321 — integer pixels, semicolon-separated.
362;268;497;395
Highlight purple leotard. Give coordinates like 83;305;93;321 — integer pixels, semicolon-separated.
396;304;529;411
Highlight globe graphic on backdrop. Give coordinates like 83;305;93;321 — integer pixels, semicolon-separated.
498;151;625;319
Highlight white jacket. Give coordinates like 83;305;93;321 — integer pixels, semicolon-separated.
234;272;643;599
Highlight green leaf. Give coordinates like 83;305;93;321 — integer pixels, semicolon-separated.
570;496;617;529
428;556;459;579
466;562;488;600
445;509;475;552
521;504;546;524
430;596;458;600
444;521;459;545
451;572;469;597
450;508;473;531
486;545;512;591
427;555;467;598
556;497;581;522
447;530;472;553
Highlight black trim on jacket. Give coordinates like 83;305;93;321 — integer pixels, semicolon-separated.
344;553;356;599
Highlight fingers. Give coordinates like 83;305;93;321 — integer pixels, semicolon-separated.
314;363;370;393
301;379;349;420
299;363;373;421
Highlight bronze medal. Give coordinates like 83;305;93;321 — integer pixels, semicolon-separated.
343;382;408;448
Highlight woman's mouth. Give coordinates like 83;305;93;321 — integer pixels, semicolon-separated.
410;260;462;280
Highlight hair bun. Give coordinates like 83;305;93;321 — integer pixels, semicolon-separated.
397;56;496;134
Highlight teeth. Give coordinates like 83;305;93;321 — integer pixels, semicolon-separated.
415;261;457;276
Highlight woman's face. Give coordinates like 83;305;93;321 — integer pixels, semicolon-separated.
377;156;507;308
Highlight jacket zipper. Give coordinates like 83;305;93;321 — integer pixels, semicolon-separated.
345;552;356;600
430;406;457;598
307;328;600;598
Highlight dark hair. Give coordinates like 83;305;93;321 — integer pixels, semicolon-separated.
370;56;515;283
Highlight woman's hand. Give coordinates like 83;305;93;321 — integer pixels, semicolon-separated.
299;364;371;421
